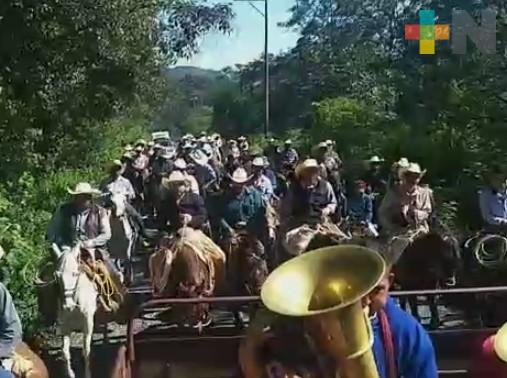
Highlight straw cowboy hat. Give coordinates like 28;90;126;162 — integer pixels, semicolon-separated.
190;149;209;166
252;157;265;168
174;158;187;170
124;144;133;152
135;139;147;147
495;323;507;362
162;171;188;189
67;182;101;196
229;168;252;184
295;159;320;177
368;155;384;164
400;162;426;177
395;157;409;168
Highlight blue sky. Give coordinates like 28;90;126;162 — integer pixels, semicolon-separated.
177;0;299;70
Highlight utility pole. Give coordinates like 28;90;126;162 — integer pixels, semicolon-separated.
264;0;269;138
234;0;269;138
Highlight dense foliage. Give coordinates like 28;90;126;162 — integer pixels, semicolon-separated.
0;0;232;332
209;0;507;231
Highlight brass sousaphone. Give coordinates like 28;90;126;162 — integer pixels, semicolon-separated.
261;245;385;378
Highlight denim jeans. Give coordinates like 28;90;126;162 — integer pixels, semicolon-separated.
0;367;13;378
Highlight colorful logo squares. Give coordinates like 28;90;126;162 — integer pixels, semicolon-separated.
404;10;450;55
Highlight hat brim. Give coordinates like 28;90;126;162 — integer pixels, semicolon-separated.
67;188;101;196
400;168;427;178
295;165;320;177
227;174;253;184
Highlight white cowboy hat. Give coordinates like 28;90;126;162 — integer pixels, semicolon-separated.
160;147;176;160
134;145;144;152
317;141;328;149
295;159;320;177
252;157;265;167
201;143;214;157
122;152;134;160
325;139;333;146
495;323;507;362
369;156;385;163
124;144;133;152
238;136;247;141
166;171;188;183
284;139;292;144
190;149;209;166
174;158;187;170
400;162;426;177
135;139;147;146
396;157;410;168
181;141;193;149
229;168;252;184
67;182;101;196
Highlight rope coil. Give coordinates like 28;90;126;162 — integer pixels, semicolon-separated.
473;234;507;270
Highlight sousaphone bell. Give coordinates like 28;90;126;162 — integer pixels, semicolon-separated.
261;245;385;378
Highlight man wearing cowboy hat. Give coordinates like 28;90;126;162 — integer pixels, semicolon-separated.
158;171;207;232
251;157;274;202
99;160;136;202
280;159;337;231
479;165;507;231
279;140;299;169
173;158;200;195
387;157;410;190
219;167;272;242
47;182;122;281
379;162;433;235
364;156;387;195
189;149;217;196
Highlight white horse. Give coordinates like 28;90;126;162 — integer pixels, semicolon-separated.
108;192;137;284
55;243;97;378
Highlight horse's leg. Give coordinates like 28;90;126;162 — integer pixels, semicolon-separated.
62;332;75;378
83;313;94;378
428;295;440;329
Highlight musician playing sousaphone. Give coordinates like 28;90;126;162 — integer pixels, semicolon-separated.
239;248;438;378
280;159;346;257
378;162;433;261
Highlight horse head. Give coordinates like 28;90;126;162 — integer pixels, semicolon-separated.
400;232;460;288
56;244;82;311
109;192;127;218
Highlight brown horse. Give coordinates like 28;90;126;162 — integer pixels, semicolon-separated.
9;342;49;378
393;230;460;329
150;232;221;329
226;232;268;296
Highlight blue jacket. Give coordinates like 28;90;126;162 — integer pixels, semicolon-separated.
372;297;438;378
220;187;266;238
347;193;374;223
